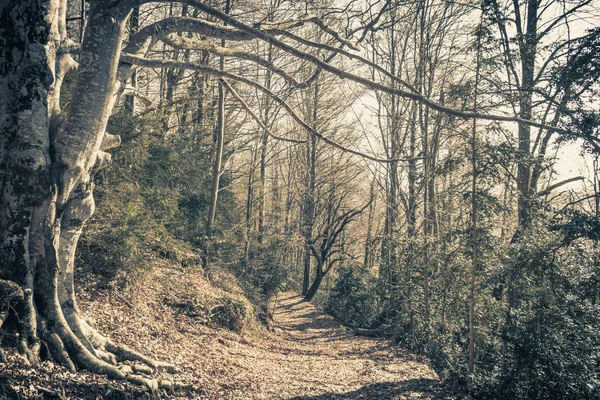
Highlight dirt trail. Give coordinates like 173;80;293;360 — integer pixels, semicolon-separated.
1;287;448;399
238;291;446;399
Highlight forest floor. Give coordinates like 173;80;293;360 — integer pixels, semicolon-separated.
1;267;453;399
236;291;452;399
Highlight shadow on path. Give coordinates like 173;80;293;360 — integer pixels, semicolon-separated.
288;378;445;400
260;292;448;399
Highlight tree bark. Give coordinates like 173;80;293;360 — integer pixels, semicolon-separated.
469;15;483;378
258;44;273;242
124;7;139;114
206;0;231;238
364;178;376;268
516;0;538;229
302;78;319;296
272;157;281;233
304;264;323;302
0;0;171;386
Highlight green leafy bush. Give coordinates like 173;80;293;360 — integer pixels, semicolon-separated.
471;226;600;399
238;237;289;302
325;264;379;328
79;108;241;288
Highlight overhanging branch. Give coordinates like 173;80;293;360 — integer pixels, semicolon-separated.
538;176;584;197
256;14;360;51
169;0;563;132
161;34;305;87
121;54;419;164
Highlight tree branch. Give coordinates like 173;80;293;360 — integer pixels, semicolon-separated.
538;176;584;197
256;14;360;50
170;0;564;132
537;0;594;41
121;54;419;163
273;29;418;93
219;79;306;144
161;34;304;87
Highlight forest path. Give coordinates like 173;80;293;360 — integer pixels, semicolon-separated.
243;291;445;399
0;285;449;399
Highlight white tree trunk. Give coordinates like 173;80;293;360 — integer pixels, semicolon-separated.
0;0;170;387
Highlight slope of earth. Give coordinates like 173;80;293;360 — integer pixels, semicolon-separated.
0;266;453;399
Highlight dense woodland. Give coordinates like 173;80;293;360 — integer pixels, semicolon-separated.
1;0;600;398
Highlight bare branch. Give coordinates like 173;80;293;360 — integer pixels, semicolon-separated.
538;176;584;197
257;14;360;50
127;17;255;52
121;54;420;164
161;34;304;87
219;79;307;144
170;0;564;132
274;29;418;93
349;0;391;40
538;0;595;41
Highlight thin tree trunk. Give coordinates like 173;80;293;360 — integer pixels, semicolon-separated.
205;0;231;265
284;146;294;234
380;12;399;297
124;7;139;114
406;102;418;334
272;157;281;233
302;78;319;295
516;0;539;229
258;44;273;242
415;0;431;328
469;16;483;377
245;158;256;261
364;178;376;267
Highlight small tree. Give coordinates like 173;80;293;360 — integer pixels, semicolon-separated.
304;193;369;301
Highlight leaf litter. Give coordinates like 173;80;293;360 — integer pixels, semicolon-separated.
0;266;453;399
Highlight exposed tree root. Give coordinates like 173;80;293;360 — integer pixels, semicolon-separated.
0;0;175;393
75;313;176;373
1;282;174;391
353;327;389;338
42;329;76;372
49;314;173;391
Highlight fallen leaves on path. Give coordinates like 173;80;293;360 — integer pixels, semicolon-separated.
244;292;445;400
1;268;450;399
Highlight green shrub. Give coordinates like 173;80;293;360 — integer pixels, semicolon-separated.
471;226;600;399
325;264;379;328
79;108;242;288
238;237;289;301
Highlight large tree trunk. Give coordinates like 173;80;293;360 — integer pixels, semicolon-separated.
0;0;57;365
0;0;171;387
